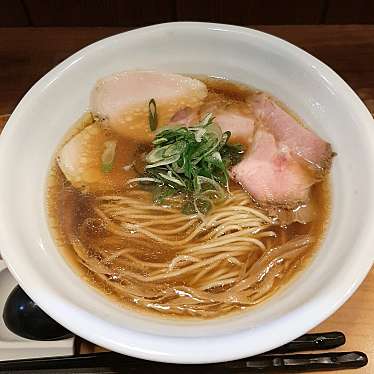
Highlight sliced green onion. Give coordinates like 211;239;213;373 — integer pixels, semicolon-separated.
145;153;181;169
171;162;184;173
137;111;244;214
148;98;158;131
101;140;117;173
194;127;206;142
158;171;186;186
146;147;169;163
199;113;214;127
193;196;212;215
152;137;168;145
126;177;161;185
210;151;222;162
196;175;224;195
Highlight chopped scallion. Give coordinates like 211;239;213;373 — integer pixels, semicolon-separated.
148;98;158;131
101;140;117;173
134;111;245;214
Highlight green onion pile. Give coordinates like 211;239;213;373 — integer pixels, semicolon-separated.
129;101;245;214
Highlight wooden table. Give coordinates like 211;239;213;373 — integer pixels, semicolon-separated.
1;26;373;372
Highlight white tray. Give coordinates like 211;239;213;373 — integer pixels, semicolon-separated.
0;260;74;361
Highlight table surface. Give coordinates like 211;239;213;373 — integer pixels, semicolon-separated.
1;25;373;373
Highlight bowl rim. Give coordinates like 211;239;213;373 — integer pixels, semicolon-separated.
0;22;374;364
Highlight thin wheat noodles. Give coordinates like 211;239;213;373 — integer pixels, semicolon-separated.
68;188;315;317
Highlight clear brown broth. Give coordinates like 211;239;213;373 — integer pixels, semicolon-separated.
46;77;330;318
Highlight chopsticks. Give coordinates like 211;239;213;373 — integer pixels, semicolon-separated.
0;352;367;373
0;332;367;373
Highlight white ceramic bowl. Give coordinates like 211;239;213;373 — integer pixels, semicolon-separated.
0;22;373;364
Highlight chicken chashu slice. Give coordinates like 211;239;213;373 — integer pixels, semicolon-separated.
57;119;138;193
90;71;208;142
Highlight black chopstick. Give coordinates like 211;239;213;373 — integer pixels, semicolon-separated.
269;331;345;353
227;351;368;372
0;332;366;373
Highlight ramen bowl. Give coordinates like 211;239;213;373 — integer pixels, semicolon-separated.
0;23;373;364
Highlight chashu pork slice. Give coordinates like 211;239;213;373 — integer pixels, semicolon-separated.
213;110;255;145
250;93;332;171
231;128;316;208
90;71;208;142
170;93;255;145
